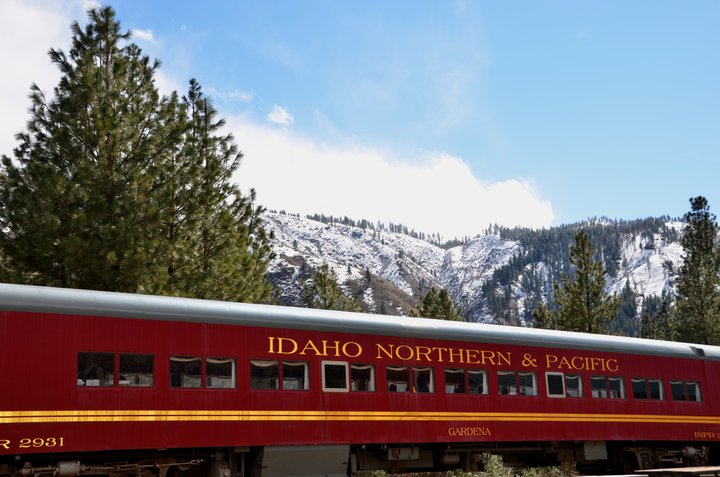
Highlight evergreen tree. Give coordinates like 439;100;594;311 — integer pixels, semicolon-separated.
674;196;720;344
158;79;274;301
640;298;675;341
0;7;274;302
611;281;639;336
302;263;361;312
412;287;464;321
532;302;553;329
535;230;620;334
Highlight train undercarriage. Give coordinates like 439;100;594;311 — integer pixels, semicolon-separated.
0;441;713;477
352;440;712;474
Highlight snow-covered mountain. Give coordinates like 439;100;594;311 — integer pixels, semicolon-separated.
264;211;684;326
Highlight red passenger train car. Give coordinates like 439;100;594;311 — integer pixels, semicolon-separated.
1;284;720;477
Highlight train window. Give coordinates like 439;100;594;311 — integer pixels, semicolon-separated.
469;370;488;394
250;360;279;389
671;380;702;402
170;356;202;388
119;354;154;387
566;374;583;397
632;378;664;400
350;364;375;391
283;361;309;390
546;372;565;397
322;361;348;392
591;375;625;399
77;352;115;386
207;358;236;389
546;372;583;398
387;366;410;392
498;371;517;395
519;372;538;396
445;368;466;393
413;367;433;393
498;371;537;396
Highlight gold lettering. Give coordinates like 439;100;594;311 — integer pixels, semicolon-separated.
571;356;586;370
376;343;394;360
448;348;464;363
448;427;492;437
558;356;572;369
300;340;322;356
342;342;363;358
395;345;414;361
497;351;511;367
432;347;447;363
465;349;480;364
322;340;341;357
480;350;497;365
415;346;432;362
606;359;619;372
276;337;298;355
544;353;621;372
0;439;9;450
268;336;275;353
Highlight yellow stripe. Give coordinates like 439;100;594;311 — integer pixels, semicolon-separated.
0;410;718;425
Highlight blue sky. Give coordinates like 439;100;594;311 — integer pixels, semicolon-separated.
1;1;718;238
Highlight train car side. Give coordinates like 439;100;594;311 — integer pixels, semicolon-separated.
2;285;720;476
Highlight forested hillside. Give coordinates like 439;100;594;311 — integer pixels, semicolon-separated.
483;217;681;331
264;212;685;333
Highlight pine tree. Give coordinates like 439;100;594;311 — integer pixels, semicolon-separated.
0;7;274;302
535;230;620;334
154;80;274;301
302;263;361;312
612;281;639;336
412;287;464;321
674;196;720;344
532;302;553;329
640;299;675;341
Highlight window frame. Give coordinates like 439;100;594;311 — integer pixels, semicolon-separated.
545;372;566;398
119;353;154;388
546;372;583;398
350;363;376;392
412;367;434;393
590;375;626;399
445;368;466;394
671;380;702;402
498;370;537;396
469;369;488;395
322;360;349;392
77;351;115;387
169;355;203;389
206;357;237;390
283;360;310;391
386;365;410;392
250;359;280;390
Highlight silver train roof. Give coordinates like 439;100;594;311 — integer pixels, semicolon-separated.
1;283;719;361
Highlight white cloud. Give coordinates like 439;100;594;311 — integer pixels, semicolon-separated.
132;28;154;42
0;1;555;239
227;115;554;239
0;0;87;158
230;89;254;102
207;87;255;104
266;105;294;126
154;70;185;98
